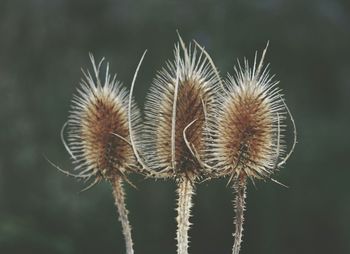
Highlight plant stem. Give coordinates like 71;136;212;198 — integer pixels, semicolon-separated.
112;177;134;254
176;178;194;254
232;177;247;254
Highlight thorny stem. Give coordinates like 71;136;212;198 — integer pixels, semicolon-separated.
112;178;134;254
176;178;194;254
232;176;247;254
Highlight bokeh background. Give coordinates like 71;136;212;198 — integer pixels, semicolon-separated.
1;0;349;253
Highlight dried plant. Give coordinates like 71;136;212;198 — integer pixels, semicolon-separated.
55;53;147;254
141;35;221;254
50;38;297;254
207;44;296;254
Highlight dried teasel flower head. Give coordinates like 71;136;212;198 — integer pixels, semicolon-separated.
143;36;221;181
207;44;296;254
52;53;147;254
62;54;142;188
208;44;296;183
142;34;222;254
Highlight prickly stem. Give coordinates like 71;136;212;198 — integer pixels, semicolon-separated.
232;176;247;254
112;178;134;254
176;178;194;254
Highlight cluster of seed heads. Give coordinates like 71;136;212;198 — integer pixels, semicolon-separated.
53;34;296;254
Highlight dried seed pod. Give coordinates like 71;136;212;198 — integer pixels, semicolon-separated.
61;54;145;254
142;36;221;254
208;45;296;254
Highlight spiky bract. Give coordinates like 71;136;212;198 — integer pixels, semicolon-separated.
66;55;142;183
208;53;286;181
143;41;220;180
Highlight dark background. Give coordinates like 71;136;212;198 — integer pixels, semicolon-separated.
1;0;349;253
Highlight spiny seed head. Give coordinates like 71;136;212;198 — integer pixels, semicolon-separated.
66;55;141;182
143;39;221;180
208;48;289;181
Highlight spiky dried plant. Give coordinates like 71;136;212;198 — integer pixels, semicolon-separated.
207;45;296;254
142;36;221;254
56;53;147;254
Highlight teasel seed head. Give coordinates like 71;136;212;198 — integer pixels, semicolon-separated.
141;34;223;254
208;44;296;183
207;45;297;254
63;54;142;187
143;36;221;181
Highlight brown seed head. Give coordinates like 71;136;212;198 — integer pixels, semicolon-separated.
66;55;141;182
143;40;220;180
208;49;291;181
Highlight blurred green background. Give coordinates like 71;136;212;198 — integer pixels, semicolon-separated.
1;0;349;253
